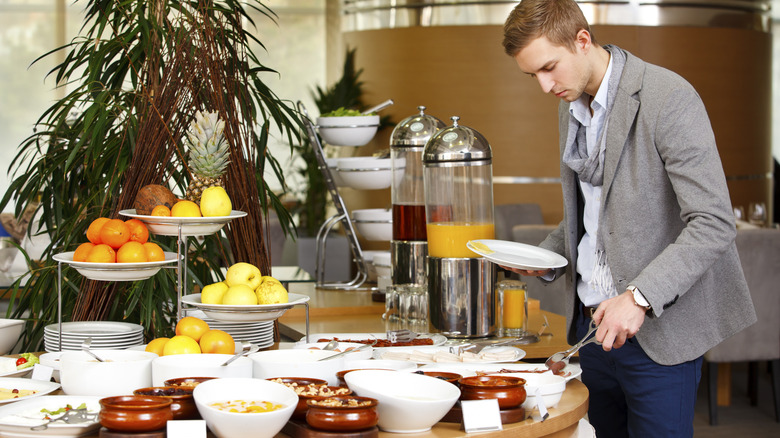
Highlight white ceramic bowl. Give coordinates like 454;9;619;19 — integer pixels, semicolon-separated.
193;377;297;438
292;342;373;360
60;350;157;396
317;115;379;147
337;157;393;190
0;319;24;355
353;208;393;241
497;372;566;410
324;157;346;187
361;250;387;282
152;353;252;387
373;252;392;278
345;369;460;433
341;359;417;372
249;349;346;386
38;351;63;382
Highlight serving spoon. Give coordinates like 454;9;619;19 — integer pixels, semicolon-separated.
221;341;258;367
81;338;105;362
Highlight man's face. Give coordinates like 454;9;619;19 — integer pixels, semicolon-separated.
513;35;590;102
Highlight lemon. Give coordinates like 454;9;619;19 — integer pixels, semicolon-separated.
162;335;202;355
200;186;232;217
171;200;201;217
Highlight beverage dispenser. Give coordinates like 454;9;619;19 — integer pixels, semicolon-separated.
390;106;445;287
423;116;496;338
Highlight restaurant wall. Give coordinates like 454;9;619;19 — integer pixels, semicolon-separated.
336;1;773;226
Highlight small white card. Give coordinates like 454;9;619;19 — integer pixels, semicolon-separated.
461;399;503;433
30;363;53;382
535;387;550;422
167;420;207;438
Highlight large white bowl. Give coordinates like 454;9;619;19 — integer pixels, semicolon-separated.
353;208;393;241
317;115;379;147
495;372;566;410
345;369;460;433
193;377;297;438
152;353;252;387
337;157;393;190
249;349;346;386
341;358;417;372
0;319;23;355
60;350;157;396
373;252;392;278
38;351;63;382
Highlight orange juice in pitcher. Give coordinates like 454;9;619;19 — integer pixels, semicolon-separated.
426;222;495;258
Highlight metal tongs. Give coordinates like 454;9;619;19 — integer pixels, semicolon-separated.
386;329;417;343
30;408;98;431
545;319;601;372
318;337;378;361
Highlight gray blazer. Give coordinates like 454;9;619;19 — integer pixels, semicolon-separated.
540;49;756;366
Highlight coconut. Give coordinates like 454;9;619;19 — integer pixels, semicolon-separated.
134;184;178;215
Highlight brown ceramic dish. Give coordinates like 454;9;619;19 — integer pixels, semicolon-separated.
289;385;353;420
163;376;217;388
305;396;379;432
336;368;392;387
99;395;173;433
458;375;527;409
133;386;198;420
266;376;328;388
414;370;463;385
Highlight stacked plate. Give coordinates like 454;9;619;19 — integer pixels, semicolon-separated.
187;310;274;349
44;321;144;353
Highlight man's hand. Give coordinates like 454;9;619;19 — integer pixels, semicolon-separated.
591;290;647;350
500;266;552;277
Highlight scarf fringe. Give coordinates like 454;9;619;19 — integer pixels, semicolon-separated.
589;250;616;297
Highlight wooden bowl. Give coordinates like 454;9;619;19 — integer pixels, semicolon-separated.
305;396;379;432
99;395;173;432
458;375;527;409
414;370;463;385
266;376;328;388
292;386;352;420
133;386;198;420
163;376;217;388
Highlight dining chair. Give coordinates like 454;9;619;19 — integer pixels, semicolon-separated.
494;203;544;241
703;228;780;425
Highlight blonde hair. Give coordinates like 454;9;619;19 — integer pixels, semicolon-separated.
502;0;594;56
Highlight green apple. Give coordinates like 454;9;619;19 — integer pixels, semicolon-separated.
225;262;262;289
201;281;229;304
200;186;232;217
256;276;288;305
222;284;258;305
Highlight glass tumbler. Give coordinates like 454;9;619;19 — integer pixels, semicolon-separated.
496;279;528;337
383;287;399;321
395;284;428;324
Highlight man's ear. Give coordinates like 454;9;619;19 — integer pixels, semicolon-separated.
575;29;592;52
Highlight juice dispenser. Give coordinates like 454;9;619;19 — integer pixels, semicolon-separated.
390;106;445;287
423;116;496;337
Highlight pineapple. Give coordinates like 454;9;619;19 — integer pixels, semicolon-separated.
184;111;230;202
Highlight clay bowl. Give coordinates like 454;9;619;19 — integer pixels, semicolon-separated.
134;386;198;420
265;377;344;420
305;396;379;432
413;370;463;385
163;376;217;388
99;395;173;433
336;368;393;387
458;375;527;409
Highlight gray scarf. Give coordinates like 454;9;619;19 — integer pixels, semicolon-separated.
562;45;627;297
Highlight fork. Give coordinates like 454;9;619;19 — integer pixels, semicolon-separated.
387;329;417;343
544;319;600;373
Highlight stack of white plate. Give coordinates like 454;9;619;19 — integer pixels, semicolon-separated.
44;321;144;352
187;310;274;349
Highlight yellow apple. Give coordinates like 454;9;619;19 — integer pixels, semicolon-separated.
256;276;288;305
201;281;229;304
222;284;258;305
200;186;232;217
225;262;262;289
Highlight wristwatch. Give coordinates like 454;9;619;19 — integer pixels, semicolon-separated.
627;285;651;310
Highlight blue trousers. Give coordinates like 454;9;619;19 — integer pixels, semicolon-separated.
576;312;702;438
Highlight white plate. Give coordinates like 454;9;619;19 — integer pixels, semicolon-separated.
297;332;448;347
52;252;179;282
418;362;582;382
119;209;247;236
0;395;100;437
0;370;32;379
374;345;525;364
466;240;568;270
182;293;310;322
0;378;61;405
44;322;143;337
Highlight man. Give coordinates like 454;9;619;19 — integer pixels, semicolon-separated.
501;1;756;436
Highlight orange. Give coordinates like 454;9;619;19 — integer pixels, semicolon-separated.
171;200;201;217
99;219;131;249
125;219;149;244
162;335;202;355
199;329;235;354
143;242;165;262
117;241;148;263
175;316;210;342
145;337;170;356
86;217;110;244
151;205;171;216
86;244;116;263
73;242;95;262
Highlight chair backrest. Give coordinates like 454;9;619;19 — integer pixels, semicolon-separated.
704;228;780;363
511;224;568;316
495;204;544;241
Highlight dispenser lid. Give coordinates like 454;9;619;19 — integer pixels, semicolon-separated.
423;116;492;163
390;106;446;147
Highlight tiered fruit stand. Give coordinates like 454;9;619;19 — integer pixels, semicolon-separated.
52;210;313;350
